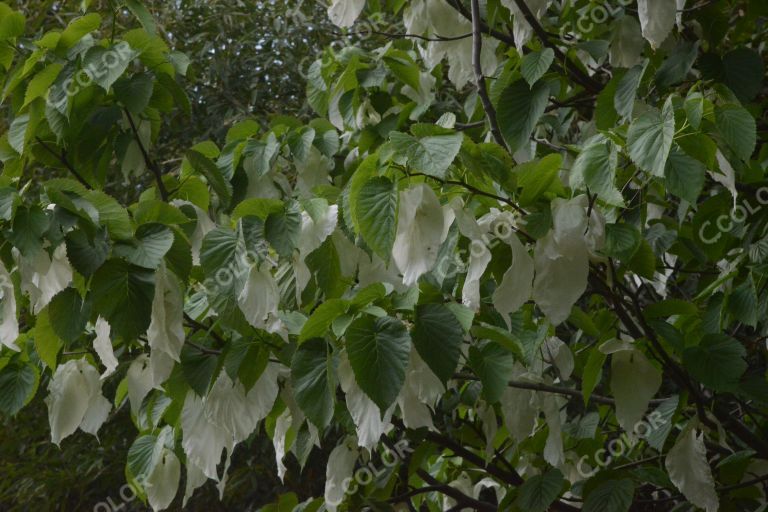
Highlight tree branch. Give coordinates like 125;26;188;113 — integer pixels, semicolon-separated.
124;109;169;200
35;137;92;189
510;0;601;92
470;0;509;152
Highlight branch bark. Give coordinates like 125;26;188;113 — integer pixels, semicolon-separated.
124;109;169;201
470;0;509;152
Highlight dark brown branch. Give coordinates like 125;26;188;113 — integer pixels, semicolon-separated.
415;469;498;511
510;0;601;92
454;373;668;406
470;0;509;152
124;109;169;200
35;137;92;189
332;30;473;42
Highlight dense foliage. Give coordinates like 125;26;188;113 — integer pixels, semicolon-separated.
0;0;766;511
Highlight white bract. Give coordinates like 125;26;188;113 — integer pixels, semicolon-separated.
665;424;720;512
0;262;19;351
45;358;111;445
392;184;450;286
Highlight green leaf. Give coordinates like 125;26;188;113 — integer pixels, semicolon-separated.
291;339;335;429
627;100;675;177
186;149;233;207
85;190;134;240
644;299;697;319
521;48;554;86
683;334;747;392
583;479;634;512
10;206;49;256
243;133;279;179
232;198;284;222
0;363;39;416
516;469;565;512
65;227;110;276
114;223;174;269
684;91;704;129
345;315;411;413
627;239;655;279
468;341;515;403
299;299;349;343
570;135;623;206
664;145;705;203
0;5;25;41
23;63;63;108
517;153;562;205
655;42;698;89
81;43;137;91
727;277;758;327
114;72;155;114
715;104;756;161
48;288;90;344
721;48;764;102
614;61;646;119
603;223;641;261
497;80;549;152
383;51;421;91
264;201;301;258
124;0;157;35
389;131;463;179
582;349;606;405
305;238;346;299
0;187;19;220
57;13;101;50
356;176;398;261
134;199;190;225
412;303;464;384
92;259;155;341
33;308;63;370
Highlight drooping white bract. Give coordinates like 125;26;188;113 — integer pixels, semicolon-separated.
237;263;280;329
539;387;566;466
295;147;334;197
45;358;111;445
338;351;393;451
324;437;359;512
93;316;118;378
637;0;677;49
182;365;281;486
148;264;185;386
533;195;593;325
492;232;534;327
392;184;449;286
534;337;575;381
396;348;443;431
402;0;499;88
171;200;215;266
0;261;19;351
127;354;154;416
16;243;72;314
294;202;338;302
327;0;365;28
462;241;492;311
145;448;181;512
272;408;292;481
611;347;662;434
665;423;720;512
502;0;551;51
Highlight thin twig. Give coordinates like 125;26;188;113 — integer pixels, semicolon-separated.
511;0;601;93
124;109;169;200
470;0;509;152
35;137;92;189
332;30;473;42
